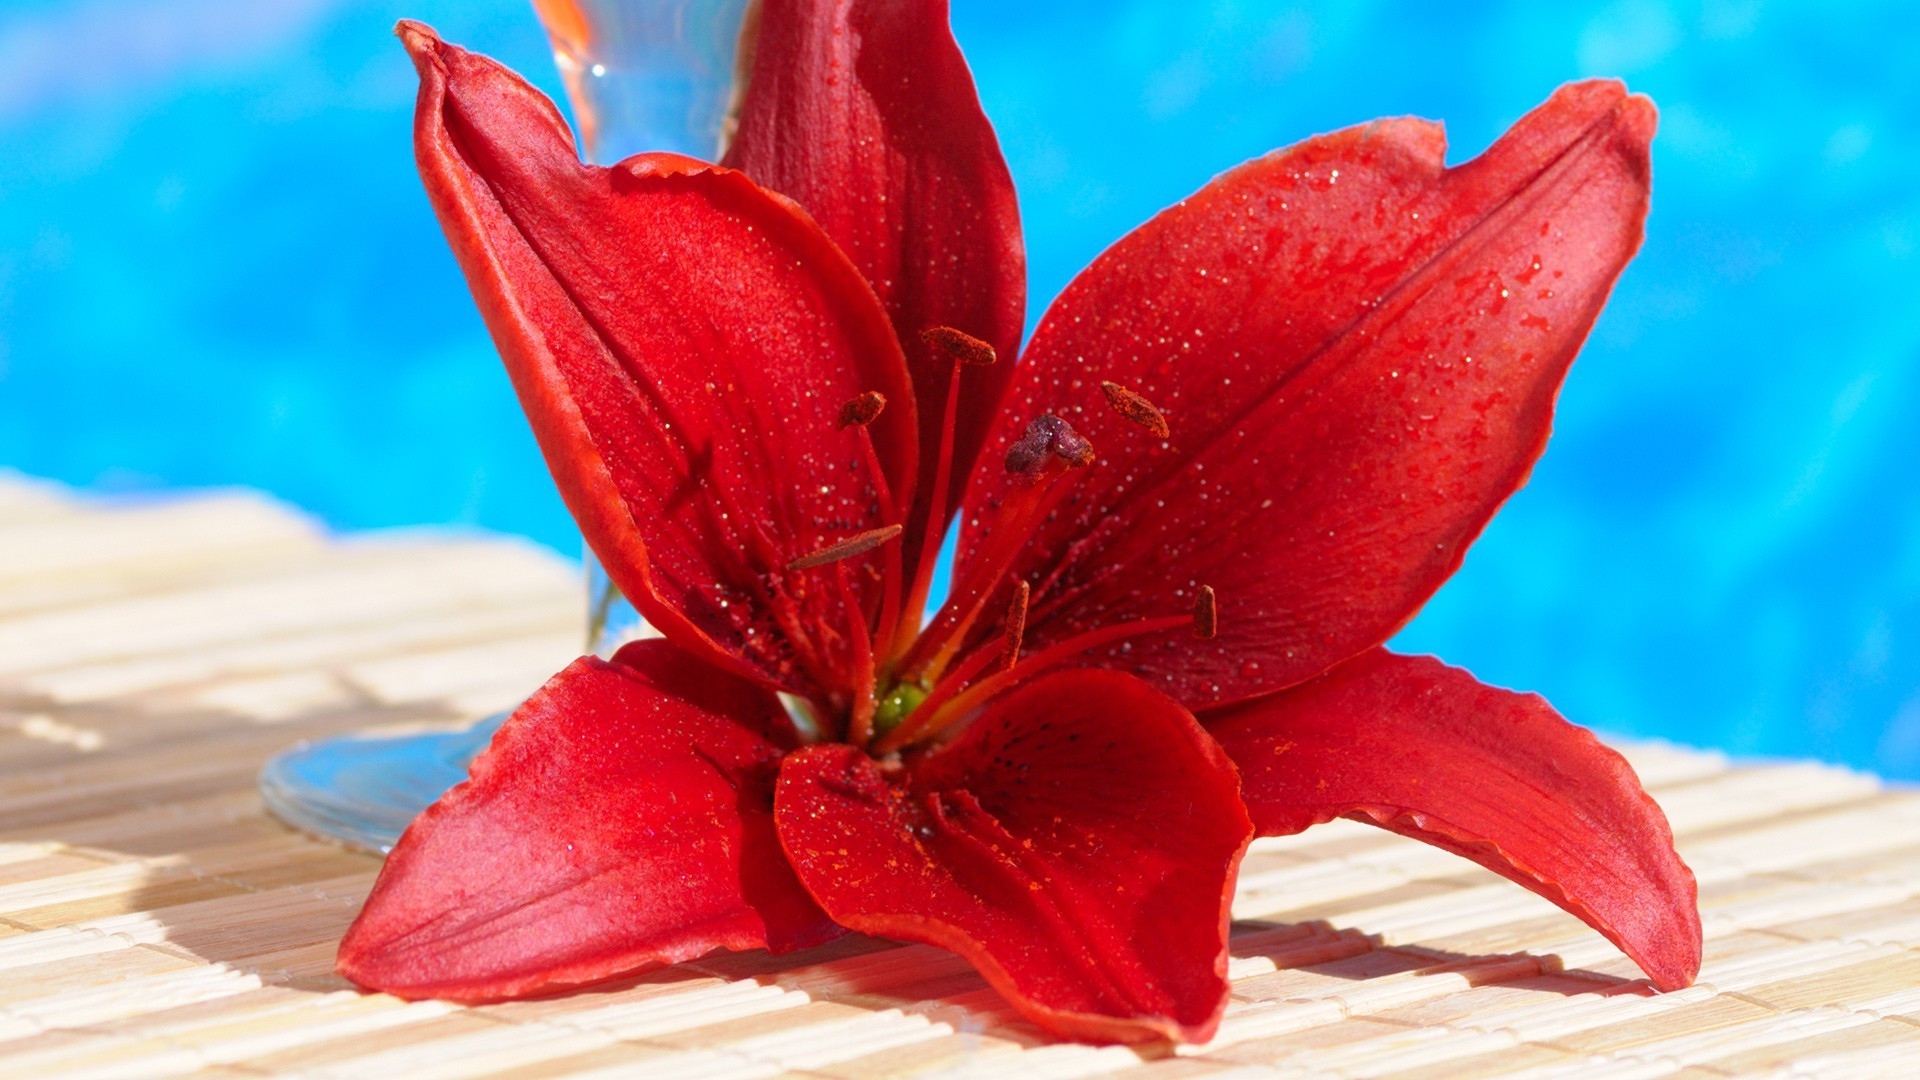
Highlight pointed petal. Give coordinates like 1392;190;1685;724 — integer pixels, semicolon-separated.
1208;649;1700;991
775;670;1251;1043
337;641;839;1001
400;22;916;696
726;0;1025;567
962;82;1655;707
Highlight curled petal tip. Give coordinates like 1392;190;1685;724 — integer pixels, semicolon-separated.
395;20;457;89
1547;78;1658;156
394;19;440;56
1620;92;1659;150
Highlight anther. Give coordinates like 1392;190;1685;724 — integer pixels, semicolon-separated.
921;326;997;367
1005;414;1096;478
1100;380;1171;439
999;580;1030;670
1192;585;1218;641
787;524;904;571
837;390;886;429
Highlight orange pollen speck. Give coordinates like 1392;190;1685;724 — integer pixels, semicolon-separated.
1193;585;1217;640
788;524;903;571
837;390;887;428
1099;380;1171;439
921;326;997;367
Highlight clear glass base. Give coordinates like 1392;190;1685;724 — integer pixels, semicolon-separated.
259;713;505;853
259;553;648;852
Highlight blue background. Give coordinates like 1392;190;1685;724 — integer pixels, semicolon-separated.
2;1;1915;774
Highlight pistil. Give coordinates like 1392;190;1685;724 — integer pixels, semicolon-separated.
900;413;1094;683
888;327;998;660
853;371;1189;757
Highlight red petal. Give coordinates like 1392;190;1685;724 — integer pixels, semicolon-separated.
400;22;916;696
726;0;1025;569
1207;649;1700;992
336;641;839;1001
774;670;1251;1043
961;82;1655;707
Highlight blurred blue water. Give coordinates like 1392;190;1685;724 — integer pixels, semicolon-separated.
2;1;1915;775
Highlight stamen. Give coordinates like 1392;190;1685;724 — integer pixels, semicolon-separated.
999;580;1030;670
1005;413;1096;479
1193;585;1217;640
787;524;903;571
836;405;903;646
921;326;998;367
839;561;878;746
838;390;887;429
1100;380;1171;439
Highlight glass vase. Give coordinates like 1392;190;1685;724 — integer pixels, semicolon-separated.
259;0;753;852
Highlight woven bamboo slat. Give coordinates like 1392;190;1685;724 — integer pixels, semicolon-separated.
2;473;1916;1078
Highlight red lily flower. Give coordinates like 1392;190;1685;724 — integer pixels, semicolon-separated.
340;3;1700;1044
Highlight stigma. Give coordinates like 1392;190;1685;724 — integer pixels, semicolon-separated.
1005;414;1096;478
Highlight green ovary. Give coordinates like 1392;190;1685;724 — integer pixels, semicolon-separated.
872;682;929;735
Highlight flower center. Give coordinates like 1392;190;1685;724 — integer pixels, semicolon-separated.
811;329;1204;756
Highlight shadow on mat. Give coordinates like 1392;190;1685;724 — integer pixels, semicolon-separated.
15;685;1645;1059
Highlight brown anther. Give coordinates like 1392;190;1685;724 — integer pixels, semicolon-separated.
837;390;887;429
787;524;904;571
1192;585;1218;641
921;326;997;367
998;580;1030;670
1099;380;1171;439
1005;414;1096;478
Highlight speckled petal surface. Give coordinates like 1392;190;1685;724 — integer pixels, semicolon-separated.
960;82;1656;709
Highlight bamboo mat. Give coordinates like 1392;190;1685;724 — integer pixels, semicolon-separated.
4;474;1919;1079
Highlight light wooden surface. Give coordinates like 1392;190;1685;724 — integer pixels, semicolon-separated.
4;472;1920;1078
